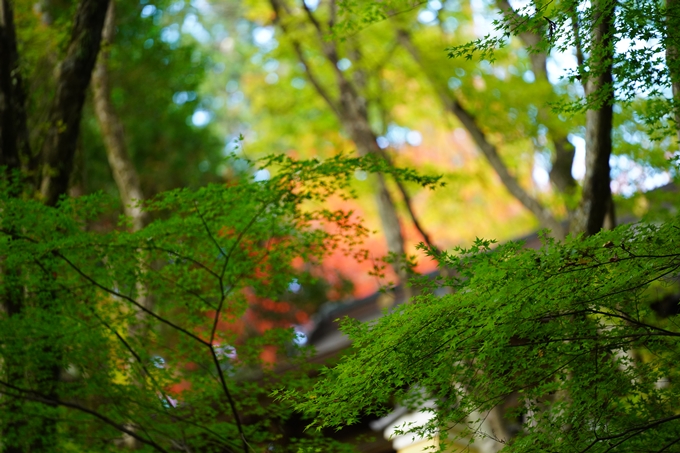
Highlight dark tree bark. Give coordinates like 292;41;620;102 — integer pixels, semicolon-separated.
667;0;680;144
0;7;31;450
40;0;111;207
2;1;109;450
570;0;615;236
550;138;576;194
0;0;32;184
493;0;615;236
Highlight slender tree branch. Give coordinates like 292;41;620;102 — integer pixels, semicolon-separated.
269;0;341;116
505;332;680;347
208;345;251;453
394;176;437;250
301;0;324;39
149;269;217;310
89;310;178;410
580;414;680;453
658;435;680;452
26;231;252;453
192;201;276;453
397;29;565;237
131;244;222;280
55;251;211;346
288;0;363;120
587;309;680;338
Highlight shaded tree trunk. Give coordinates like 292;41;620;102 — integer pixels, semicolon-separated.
2;1;109;450
334;66;407;261
0;0;32;184
1;3;41;451
570;0;615;236
550;138;577;195
40;0;111;207
667;0;680;144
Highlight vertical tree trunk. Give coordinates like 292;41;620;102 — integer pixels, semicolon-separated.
2;1;109;450
93;1;151;341
37;0;109;444
269;0;407;280
667;0;680;144
0;0;32;184
1;3;39;451
344;111;408;283
328;31;407;267
92;5;152;447
550;138;577;195
570;0;615;236
92;1;148;232
40;0;110;207
336;77;406;261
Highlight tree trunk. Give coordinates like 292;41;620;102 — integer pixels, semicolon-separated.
550;137;577;194
1;3;36;451
93;5;152;447
2;1;109;450
269;0;408;279
570;0;615;236
335;74;406;261
344;111;408;284
667;0;680;144
92;1;148;232
0;0;32;185
40;0;110;207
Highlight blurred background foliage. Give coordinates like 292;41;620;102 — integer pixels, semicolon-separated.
11;0;678;298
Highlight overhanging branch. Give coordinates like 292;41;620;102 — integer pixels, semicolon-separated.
397;29;565;237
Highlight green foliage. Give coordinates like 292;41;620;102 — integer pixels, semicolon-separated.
289;217;680;452
12;0;223;197
329;0;426;39
445;0;677;138
0;154;436;452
